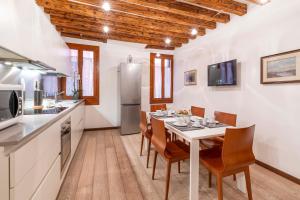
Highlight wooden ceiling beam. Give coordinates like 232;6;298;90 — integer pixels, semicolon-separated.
114;0;230;23
49;15;195;41
52;19;189;44
145;45;175;50
180;0;247;16
39;1;206;36
61;32;108;43
69;0;216;29
56;26;182;47
45;9;204;38
246;0;271;5
80;0;229;24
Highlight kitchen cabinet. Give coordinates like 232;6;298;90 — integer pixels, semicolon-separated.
31;156;61;200
6;102;85;200
0;154;9;200
9;117;62;200
0;0;71;75
71;103;85;157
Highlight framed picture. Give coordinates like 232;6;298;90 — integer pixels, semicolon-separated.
184;70;197;86
261;49;300;84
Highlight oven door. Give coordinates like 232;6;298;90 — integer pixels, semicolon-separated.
0;90;20;123
61;118;71;173
61;131;71;170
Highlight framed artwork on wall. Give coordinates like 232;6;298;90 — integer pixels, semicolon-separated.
184;70;197;86
261;49;300;84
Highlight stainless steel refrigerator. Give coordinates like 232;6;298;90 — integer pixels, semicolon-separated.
120;62;141;135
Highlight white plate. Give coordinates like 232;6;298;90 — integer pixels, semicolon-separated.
191;116;202;121
192;123;203;128
173;121;188;127
153;113;164;117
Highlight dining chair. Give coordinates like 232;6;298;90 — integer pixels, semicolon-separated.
151;117;189;200
139;111;152;168
150;104;167;112
200;111;237;180
191;106;205;117
199;125;256;200
200;111;237;149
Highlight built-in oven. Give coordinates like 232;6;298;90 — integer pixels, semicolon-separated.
0;84;23;130
61;117;71;173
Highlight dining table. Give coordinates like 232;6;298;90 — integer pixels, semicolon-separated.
148;112;247;200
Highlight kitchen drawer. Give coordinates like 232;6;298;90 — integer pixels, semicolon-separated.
10;121;61;188
71;104;84;125
71;104;85;156
10;134;61;200
0;154;9;200
31;156;61;200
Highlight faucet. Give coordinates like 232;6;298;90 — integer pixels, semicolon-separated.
55;91;65;103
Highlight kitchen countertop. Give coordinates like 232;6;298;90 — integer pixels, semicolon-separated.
0;100;85;153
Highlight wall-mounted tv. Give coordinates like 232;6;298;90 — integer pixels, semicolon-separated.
208;59;237;86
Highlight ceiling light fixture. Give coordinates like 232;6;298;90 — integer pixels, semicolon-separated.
4;61;13;66
165;38;171;45
102;2;111;11
103;26;109;33
258;0;271;5
191;28;198;36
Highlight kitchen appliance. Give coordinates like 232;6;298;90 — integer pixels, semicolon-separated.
60;117;71;172
0;84;23;130
0;45;56;71
120;62;142;135
33;80;43;108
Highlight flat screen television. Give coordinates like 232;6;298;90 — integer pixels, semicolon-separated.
208;59;237;86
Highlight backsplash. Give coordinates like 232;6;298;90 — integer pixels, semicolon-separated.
0;64;58;101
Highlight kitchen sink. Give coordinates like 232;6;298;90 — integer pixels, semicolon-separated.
23;106;69;115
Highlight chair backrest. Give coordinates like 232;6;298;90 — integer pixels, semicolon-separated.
222;125;256;171
191;106;205;117
151;104;167;112
214;111;237;126
150;117;167;155
140;111;148;134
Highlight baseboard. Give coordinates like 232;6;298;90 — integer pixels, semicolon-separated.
84;126;120;132
256;160;300;185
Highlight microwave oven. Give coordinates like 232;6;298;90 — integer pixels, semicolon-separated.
0;84;23;130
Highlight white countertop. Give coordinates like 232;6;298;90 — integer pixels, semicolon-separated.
0;100;85;150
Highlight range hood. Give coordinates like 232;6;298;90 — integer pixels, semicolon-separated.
45;71;68;77
0;45;56;71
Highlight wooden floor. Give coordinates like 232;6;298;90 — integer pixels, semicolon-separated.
57;130;300;200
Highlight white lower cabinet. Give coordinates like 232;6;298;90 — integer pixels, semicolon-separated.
8;102;85;200
31;156;61;200
0;153;9;200
71;103;85;157
9;120;61;200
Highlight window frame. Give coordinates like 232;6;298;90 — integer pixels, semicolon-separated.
150;53;174;104
62;43;100;105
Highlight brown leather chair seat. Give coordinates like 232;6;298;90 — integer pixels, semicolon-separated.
199;147;223;173
165;140;190;161
200;137;223;149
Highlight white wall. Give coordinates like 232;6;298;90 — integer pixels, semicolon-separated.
0;0;70;75
63;37;173;128
174;0;300;178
